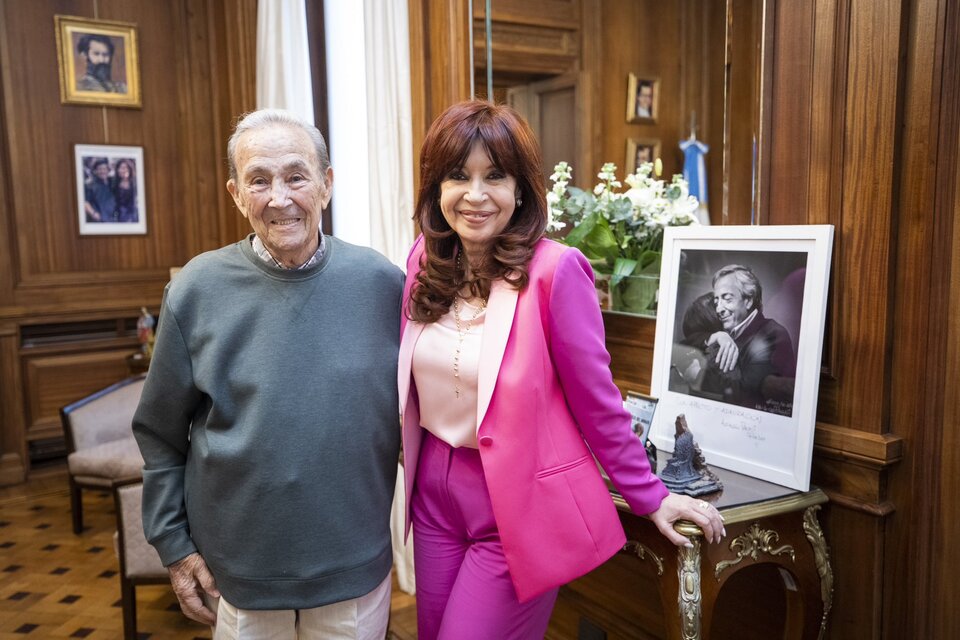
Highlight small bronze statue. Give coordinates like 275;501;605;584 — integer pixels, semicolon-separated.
659;414;722;496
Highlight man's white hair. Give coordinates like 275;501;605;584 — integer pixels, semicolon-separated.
226;109;330;181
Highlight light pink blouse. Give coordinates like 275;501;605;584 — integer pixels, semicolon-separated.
411;300;485;448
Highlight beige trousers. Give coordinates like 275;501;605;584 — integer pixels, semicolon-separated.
212;573;391;640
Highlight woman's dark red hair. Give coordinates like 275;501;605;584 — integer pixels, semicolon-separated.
408;100;547;323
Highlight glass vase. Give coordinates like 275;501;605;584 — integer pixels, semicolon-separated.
612;273;660;317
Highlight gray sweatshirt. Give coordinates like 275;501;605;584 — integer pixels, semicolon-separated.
133;235;404;610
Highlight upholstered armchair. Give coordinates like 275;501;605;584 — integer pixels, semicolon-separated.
60;375;146;534
112;479;169;639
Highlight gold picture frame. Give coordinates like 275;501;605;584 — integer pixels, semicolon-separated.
55;15;141;108
625;138;662;176
626;73;659;123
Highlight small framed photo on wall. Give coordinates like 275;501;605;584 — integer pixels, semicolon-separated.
55;15;141;108
626;73;659;123
625;138;662;175
75;144;147;235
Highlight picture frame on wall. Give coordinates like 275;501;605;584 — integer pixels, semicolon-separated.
648;225;834;491
55;15;141;108
75;144;147;235
626;73;659;123
625;138;662;175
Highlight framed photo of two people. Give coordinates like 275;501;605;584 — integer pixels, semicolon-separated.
649;225;834;491
75;144;147;235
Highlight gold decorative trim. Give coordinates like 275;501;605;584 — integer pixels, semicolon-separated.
678;539;702;640
714;523;795;579
611;487;828;526
803;505;834;640
622;540;664;576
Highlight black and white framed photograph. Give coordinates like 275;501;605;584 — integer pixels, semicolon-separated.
75;144;146;235
649;225;834;490
55;15;141;108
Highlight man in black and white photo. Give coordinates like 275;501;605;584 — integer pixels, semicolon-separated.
703;264;796;413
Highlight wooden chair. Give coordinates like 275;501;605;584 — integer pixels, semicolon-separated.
112;478;170;639
61;376;146;534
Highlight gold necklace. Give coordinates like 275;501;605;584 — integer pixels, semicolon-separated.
452;296;486;398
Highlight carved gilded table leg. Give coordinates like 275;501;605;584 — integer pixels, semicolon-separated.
675;524;703;640
802;505;833;640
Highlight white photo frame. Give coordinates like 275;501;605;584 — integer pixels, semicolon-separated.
75;144;146;235
649;225;834;490
624;391;658;443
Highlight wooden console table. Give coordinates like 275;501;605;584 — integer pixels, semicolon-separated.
607;457;833;640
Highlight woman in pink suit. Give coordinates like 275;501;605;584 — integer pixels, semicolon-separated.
400;101;725;640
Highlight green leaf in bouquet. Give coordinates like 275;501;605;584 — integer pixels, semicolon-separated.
610;257;638;286
582;221;618;261
637;250;662;273
563;210;598;247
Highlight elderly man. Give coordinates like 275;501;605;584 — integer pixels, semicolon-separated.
699;264;796;413
83;158;115;222
76;34;126;93
133;109;403;638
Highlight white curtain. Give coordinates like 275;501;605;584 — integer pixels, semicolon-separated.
362;0;415;267
363;1;416;592
256;0;315;122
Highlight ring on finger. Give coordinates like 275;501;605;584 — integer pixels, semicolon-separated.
698;500;710;510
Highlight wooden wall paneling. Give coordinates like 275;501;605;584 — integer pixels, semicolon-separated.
723;0;761;225
682;0;726;224
473;19;579;79
579;0;602;180
408;0;472;158
476;0;580;29
935;38;960;637
767;0;816;227
822;506;884;638
0;0;259;482
4;2;186;283
885;0;960;635
0;323;26;484
807;0;847;409
603;314;656;394
598;0;685;182
0;3;16;302
208;0;258;247
21;348;134;442
832;0;901;435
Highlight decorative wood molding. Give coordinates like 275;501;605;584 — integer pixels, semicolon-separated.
813;422;903;464
822;491;896;518
473;20;579;77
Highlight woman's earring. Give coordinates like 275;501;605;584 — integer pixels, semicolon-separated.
516;197;523;208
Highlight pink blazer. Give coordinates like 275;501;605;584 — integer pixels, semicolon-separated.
399;237;669;602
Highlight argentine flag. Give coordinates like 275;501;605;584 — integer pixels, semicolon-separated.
680;138;711;225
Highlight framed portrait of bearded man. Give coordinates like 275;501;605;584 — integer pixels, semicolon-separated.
55;15;141;108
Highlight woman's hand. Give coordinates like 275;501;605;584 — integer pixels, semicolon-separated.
707;331;739;373
648;493;726;546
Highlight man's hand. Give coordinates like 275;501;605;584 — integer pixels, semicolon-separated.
648;493;726;546
707;331;739;373
168;552;220;625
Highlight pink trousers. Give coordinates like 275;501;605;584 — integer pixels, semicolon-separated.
412;430;558;640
